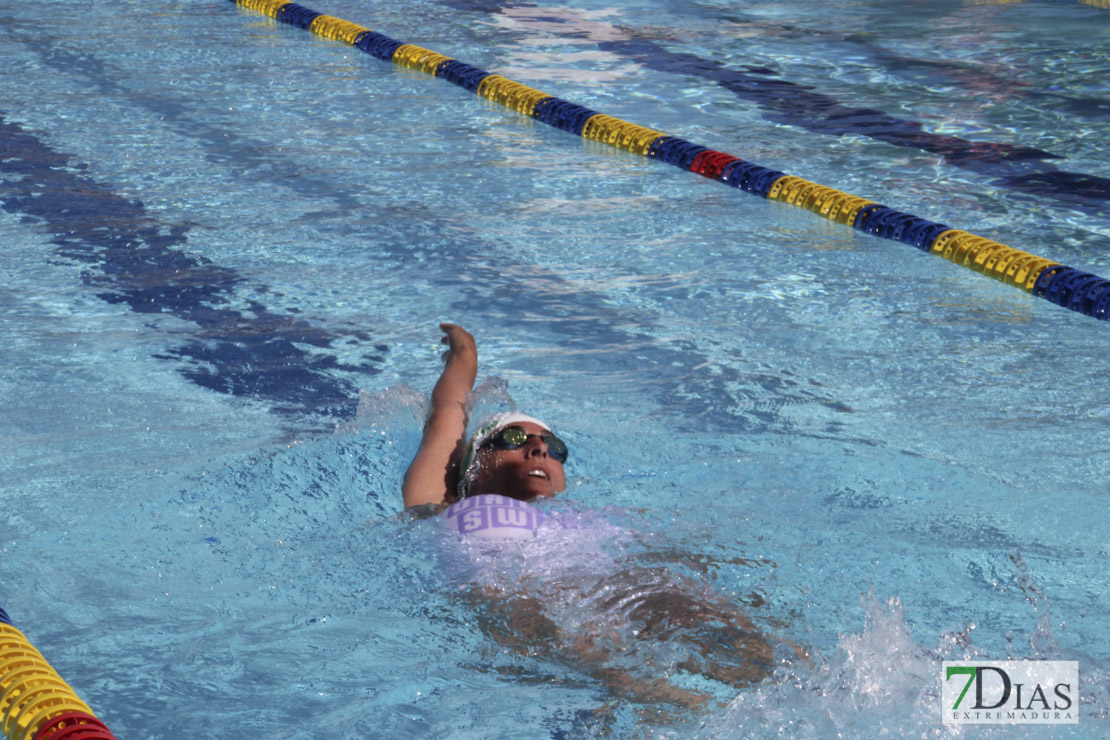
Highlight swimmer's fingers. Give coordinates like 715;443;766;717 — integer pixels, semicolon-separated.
439;322;471;340
438;323;477;361
439;325;451;363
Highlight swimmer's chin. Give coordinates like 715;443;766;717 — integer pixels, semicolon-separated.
472;484;558;503
516;477;562;501
494;490;555;503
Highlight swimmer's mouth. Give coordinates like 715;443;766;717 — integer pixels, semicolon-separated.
527;470;549;479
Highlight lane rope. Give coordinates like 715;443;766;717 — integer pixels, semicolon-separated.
229;0;1110;322
0;607;117;740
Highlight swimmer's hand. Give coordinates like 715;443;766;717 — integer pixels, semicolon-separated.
439;322;476;367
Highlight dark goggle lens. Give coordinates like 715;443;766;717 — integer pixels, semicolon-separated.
488;427;569;463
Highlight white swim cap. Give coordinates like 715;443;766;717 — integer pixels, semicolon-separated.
456;412;551;499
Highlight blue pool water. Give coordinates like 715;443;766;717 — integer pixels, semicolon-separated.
2;0;1109;737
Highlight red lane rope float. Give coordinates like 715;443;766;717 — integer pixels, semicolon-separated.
40;728;114;740
226;0;1110;322
0;621;116;740
690;150;741;181
33;712;114;740
32;713;111;739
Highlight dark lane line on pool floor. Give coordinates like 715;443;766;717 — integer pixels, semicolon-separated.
5;20;863;441
0;113;384;423
0;112;849;441
3;16;882;443
441;0;1110;217
681;1;1110;128
7;31;369;216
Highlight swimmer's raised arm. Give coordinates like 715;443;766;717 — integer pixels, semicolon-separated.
402;323;478;509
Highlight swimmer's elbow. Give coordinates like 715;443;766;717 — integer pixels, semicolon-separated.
401;465;452;509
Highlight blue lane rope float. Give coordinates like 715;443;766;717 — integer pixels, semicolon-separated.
228;0;1110;322
0;607;118;740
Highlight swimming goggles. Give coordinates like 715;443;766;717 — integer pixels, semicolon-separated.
483;426;569;463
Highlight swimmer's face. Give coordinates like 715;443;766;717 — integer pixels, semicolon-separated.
469;421;566;501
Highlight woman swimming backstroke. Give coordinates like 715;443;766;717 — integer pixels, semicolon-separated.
401;323;796;711
402;322;567;508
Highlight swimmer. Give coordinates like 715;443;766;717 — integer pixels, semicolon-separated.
402;323;790;709
402;323;566;509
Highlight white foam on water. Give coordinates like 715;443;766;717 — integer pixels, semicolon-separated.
700;589;1108;739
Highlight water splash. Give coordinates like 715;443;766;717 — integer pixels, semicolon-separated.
466;375;520;424
701;583;1108;739
1009;550;1059;659
352;383;427;430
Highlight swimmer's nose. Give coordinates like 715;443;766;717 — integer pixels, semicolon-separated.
523;437;549;458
